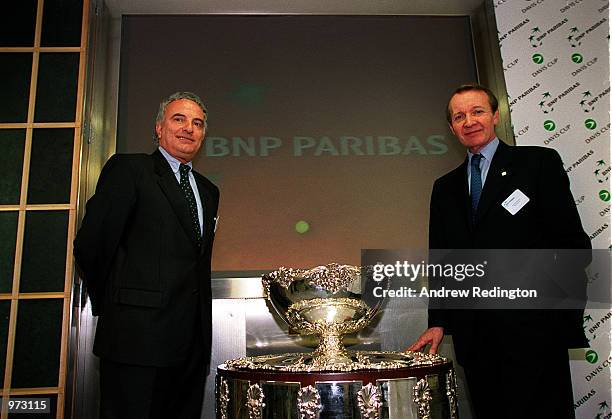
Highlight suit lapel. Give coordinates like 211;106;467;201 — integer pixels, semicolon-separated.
475;141;514;224
152;150;200;248
193;173;213;254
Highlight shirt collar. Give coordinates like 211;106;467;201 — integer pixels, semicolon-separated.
467;137;499;162
158;146;192;174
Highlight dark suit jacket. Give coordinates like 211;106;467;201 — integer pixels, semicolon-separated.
427;141;590;365
74;150;219;367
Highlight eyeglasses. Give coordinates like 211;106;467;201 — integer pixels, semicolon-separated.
451;108;491;124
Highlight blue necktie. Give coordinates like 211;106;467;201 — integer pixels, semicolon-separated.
470;154;483;223
179;164;202;246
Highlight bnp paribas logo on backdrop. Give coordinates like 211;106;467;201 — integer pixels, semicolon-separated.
529;27;543;47
543;120;556;131
539;92;553;114
594;160;610;184
600;190;611;202
571;53;583;64
581;91;595;113
567;27;581;47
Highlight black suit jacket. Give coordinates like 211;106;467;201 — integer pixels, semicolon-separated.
427;141;590;365
74;150;219;367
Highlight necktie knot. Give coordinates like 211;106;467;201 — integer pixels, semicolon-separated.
179;164;190;177
471;153;482;168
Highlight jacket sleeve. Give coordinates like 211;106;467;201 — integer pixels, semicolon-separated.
73;155;137;315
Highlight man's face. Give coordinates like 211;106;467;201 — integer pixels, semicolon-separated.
156;99;206;163
448;90;499;153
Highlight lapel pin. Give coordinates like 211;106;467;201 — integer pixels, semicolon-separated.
501;170;507;176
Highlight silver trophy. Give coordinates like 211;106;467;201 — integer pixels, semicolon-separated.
217;263;457;418
262;263;379;368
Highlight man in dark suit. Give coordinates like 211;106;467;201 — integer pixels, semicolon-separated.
409;83;590;418
74;92;219;419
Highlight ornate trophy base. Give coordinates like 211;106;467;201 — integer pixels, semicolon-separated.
216;351;457;419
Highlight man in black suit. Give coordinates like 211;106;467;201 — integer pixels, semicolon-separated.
409;84;590;418
74;92;219;419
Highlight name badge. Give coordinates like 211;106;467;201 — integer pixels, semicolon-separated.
502;189;530;215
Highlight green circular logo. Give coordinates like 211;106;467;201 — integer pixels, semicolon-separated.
532;53;544;64
585;119;597;130
295;220;310;234
600;190;611;202
585;349;598;364
543;120;556;131
571;53;583;64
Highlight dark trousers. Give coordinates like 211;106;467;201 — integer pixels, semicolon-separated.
463;347;575;419
99;335;206;419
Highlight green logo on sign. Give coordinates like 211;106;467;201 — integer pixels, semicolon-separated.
543;120;556;131
600;190;611;202
571;53;583;63
532;53;544;64
585;119;597;130
229;83;267;106
585;350;598;364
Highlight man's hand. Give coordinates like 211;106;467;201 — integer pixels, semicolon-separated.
406;327;444;354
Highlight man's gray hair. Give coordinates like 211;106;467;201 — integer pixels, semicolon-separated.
153;91;208;143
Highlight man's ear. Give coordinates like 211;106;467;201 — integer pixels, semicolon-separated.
448;123;456;136
493;109;500;125
155;123;162;139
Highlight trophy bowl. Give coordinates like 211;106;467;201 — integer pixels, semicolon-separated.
262;263;382;368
